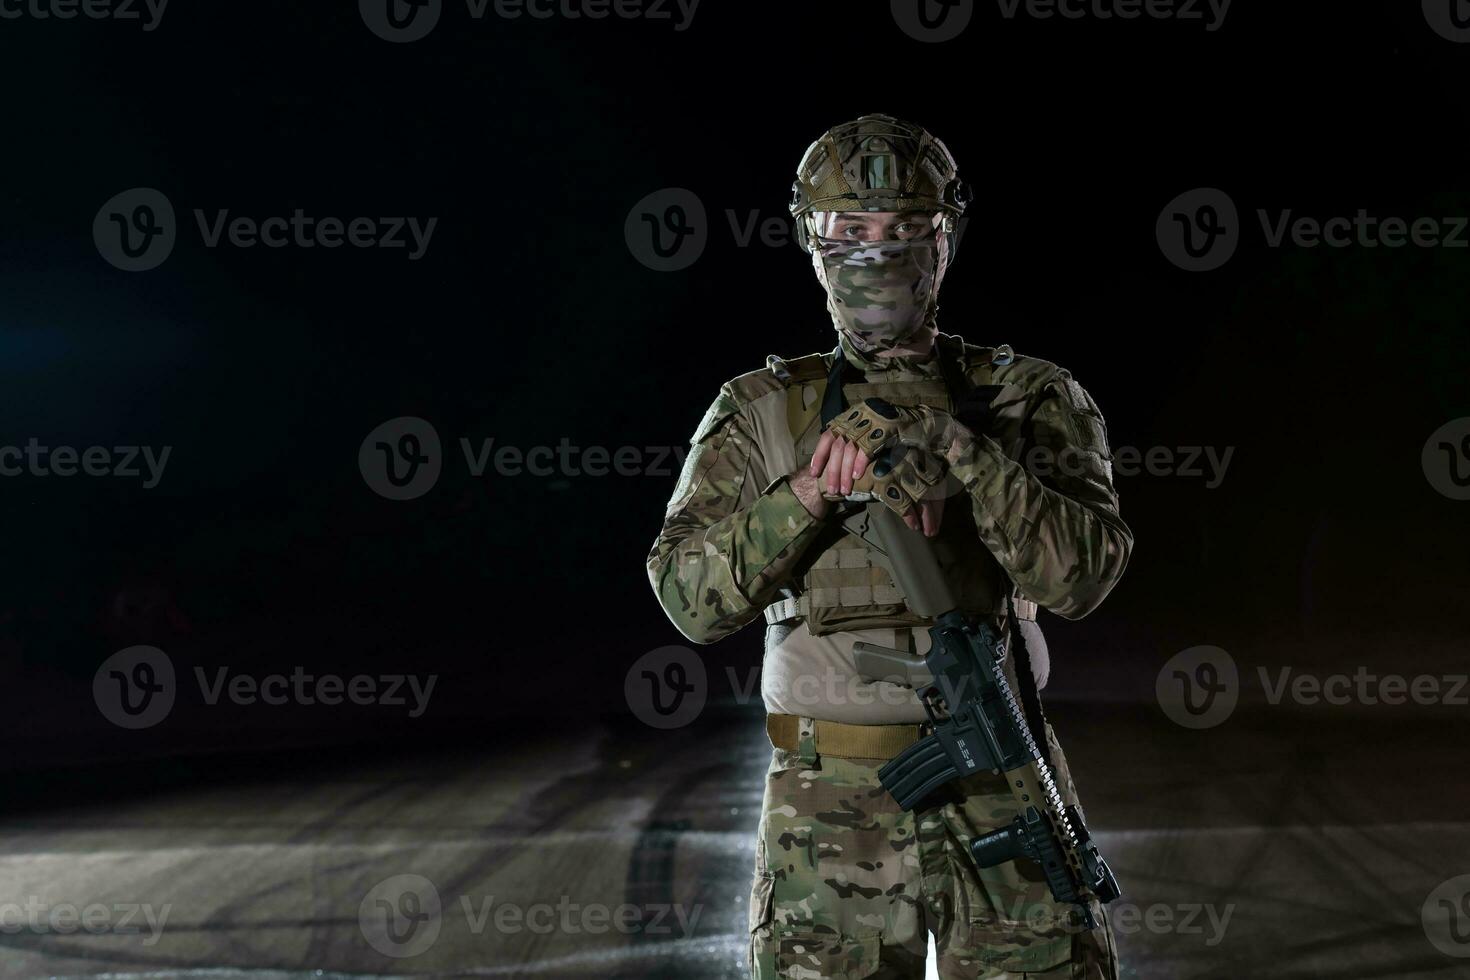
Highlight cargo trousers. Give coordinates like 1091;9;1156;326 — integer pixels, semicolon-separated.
747;716;1119;979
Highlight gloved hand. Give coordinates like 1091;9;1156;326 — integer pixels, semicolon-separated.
865;444;950;521
815;398;958;536
821;397;954;459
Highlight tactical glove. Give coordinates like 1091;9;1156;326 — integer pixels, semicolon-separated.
866;444;950;518
821;442;949;514
824;397;965;458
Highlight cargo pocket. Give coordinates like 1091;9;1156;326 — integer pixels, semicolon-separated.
775;932;881;979
959;920;1075;978
750;871;775;933
748;871;775;976
1005;933;1074;977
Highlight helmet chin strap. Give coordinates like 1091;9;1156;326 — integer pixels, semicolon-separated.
929;222;953;315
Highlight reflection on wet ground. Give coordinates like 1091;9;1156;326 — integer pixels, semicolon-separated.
2;702;1466;978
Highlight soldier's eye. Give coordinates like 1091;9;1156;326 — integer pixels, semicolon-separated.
841;224;866;239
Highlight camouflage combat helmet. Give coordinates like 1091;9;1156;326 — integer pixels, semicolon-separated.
790;113;970;253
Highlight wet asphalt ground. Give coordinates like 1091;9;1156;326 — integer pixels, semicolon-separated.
2;698;1467;979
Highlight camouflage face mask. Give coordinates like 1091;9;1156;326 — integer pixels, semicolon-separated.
812;236;942;353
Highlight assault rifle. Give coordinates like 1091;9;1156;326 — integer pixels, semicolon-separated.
839;499;1120;929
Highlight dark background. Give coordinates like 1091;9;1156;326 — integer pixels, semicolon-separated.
1;0;1467;774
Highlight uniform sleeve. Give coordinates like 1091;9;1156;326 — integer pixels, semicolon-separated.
647;386;829;644
943;371;1132;620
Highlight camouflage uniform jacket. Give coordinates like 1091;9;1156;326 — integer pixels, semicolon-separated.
647;332;1132;646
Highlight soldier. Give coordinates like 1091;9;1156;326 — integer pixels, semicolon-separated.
647;114;1131;979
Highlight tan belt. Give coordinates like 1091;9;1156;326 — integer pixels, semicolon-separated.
765;713;927;761
763;595;1039;625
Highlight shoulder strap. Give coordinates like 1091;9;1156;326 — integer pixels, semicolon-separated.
936;333;972;408
820;345;872;427
798;337;988;436
824;335;972;425
1007;592;1057;771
